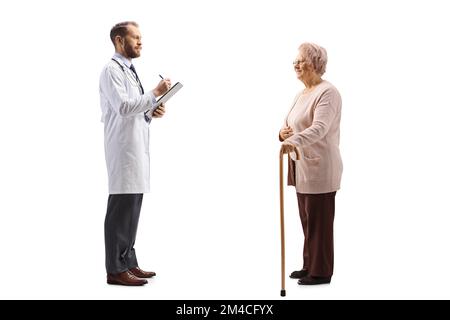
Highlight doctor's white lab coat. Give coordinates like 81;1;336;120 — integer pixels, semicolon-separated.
99;56;156;194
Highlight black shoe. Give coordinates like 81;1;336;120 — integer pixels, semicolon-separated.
298;275;331;285
289;269;308;279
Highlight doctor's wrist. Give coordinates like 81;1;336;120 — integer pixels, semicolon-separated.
152;89;160;97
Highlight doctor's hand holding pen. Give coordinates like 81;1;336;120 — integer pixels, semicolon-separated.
152;74;171;97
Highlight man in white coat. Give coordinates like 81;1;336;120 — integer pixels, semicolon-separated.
99;21;171;286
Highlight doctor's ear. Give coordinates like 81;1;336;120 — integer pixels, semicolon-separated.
115;36;124;47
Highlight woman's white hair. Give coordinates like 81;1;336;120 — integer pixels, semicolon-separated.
299;42;328;76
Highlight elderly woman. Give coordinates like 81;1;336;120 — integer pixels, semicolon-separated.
279;42;342;285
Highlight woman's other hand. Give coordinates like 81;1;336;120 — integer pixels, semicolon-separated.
279;126;294;141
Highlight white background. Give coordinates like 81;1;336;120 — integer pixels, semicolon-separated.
0;0;449;299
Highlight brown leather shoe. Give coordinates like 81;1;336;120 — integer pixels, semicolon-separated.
107;270;148;286
129;267;156;278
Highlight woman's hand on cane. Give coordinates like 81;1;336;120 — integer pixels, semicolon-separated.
280;142;296;154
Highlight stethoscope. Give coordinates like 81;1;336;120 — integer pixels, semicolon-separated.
111;58;143;93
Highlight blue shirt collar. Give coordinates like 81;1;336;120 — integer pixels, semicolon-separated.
113;52;132;68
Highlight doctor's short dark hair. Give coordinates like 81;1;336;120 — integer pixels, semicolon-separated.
110;21;139;45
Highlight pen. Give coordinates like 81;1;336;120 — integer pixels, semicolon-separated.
159;74;164;80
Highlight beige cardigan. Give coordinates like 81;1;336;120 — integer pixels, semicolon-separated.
282;80;343;194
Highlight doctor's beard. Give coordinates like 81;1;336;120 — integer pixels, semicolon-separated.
124;42;141;59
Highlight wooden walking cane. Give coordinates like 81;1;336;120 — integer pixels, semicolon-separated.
279;146;300;297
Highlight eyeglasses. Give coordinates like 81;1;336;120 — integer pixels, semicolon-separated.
293;59;306;65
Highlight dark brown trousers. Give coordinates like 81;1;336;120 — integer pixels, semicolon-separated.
296;191;336;278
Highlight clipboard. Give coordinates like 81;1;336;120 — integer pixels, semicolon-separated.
146;82;183;116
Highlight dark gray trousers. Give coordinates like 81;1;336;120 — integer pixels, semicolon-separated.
104;193;143;274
